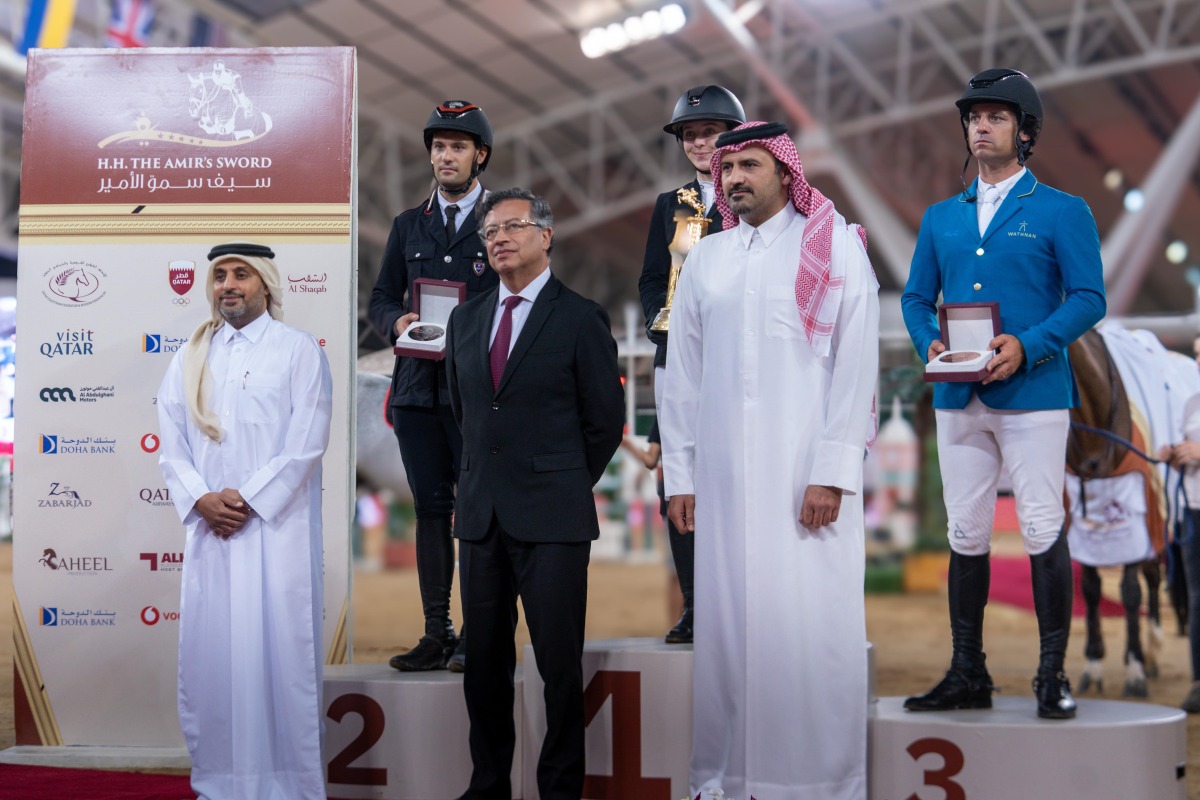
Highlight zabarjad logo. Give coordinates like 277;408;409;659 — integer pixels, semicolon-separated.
169;260;195;296
141;433;160;453
42;262;108;307
39;482;90;508
99;60;273;150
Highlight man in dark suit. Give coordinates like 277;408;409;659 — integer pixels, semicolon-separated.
446;188;625;800
638;84;745;644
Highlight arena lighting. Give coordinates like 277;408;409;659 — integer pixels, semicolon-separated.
1123;188;1145;213
581;4;688;59
1103;168;1124;192
1166;240;1189;265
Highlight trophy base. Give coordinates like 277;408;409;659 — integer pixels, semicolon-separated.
650;307;670;333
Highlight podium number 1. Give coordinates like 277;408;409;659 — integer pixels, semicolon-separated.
906;737;966;800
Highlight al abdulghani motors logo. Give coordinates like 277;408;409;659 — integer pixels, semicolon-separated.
42;262;108;307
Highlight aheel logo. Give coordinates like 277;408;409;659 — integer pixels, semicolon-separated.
38;547;112;575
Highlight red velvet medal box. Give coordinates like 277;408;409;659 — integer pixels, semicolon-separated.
393;278;467;361
923;302;1001;383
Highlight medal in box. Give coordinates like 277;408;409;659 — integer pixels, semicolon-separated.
393;278;466;360
924;302;1000;382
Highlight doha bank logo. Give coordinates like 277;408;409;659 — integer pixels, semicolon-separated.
41;434;117;455
143;334;187;354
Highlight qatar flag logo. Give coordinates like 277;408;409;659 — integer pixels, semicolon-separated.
169;260;195;296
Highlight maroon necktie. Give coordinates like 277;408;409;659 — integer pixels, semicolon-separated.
490;296;523;391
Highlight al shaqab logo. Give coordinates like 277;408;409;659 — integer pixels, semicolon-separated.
98;61;273;150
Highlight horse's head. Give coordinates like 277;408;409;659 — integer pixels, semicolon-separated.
1068;329;1132;478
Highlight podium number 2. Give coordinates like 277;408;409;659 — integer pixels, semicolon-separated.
906;737;966;800
327;693;387;786
581;670;673;799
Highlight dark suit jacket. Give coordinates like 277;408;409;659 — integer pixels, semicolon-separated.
367;192;498;408
446;273;625;543
637;179;724;367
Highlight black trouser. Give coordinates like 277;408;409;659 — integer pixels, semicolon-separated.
391;400;461;520
458;519;590;800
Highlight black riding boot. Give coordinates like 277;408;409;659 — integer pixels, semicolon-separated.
1030;531;1077;719
665;518;694;644
390;516;457;672
905;550;994;711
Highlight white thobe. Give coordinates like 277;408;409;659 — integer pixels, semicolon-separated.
157;312;333;800
661;203;879;800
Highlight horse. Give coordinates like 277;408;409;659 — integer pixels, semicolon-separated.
1066;327;1165;697
187;62;270;140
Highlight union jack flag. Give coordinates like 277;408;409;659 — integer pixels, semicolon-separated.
106;0;155;48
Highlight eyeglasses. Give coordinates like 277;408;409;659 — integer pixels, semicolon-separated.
968;69;1028;89
479;219;542;242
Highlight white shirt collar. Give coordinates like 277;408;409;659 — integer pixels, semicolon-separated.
440;181;483;223
497;264;552;307
978;166;1026;201
736;202;797;249
218;310;271;344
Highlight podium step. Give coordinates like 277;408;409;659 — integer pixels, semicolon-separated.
323;663;523;800
869;696;1187;800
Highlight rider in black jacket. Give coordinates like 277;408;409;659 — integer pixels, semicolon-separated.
368;101;498;672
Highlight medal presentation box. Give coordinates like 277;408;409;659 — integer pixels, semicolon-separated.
394;278;466;360
924;302;1000;382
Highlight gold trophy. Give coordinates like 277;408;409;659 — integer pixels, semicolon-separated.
650;188;710;332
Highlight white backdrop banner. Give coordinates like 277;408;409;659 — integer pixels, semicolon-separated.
13;47;356;747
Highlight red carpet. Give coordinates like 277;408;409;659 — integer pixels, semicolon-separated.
0;763;192;799
988;556;1124;617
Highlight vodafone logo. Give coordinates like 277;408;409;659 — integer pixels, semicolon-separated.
141;605;180;625
140;433;160;453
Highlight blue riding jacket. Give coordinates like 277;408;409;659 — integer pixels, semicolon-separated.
902;170;1106;410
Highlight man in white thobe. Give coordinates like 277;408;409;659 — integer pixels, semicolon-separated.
157;242;333;800
661;122;879;800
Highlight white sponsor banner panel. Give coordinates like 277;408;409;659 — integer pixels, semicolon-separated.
15;48;355;747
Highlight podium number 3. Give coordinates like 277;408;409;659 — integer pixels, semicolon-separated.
906;737;966;800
